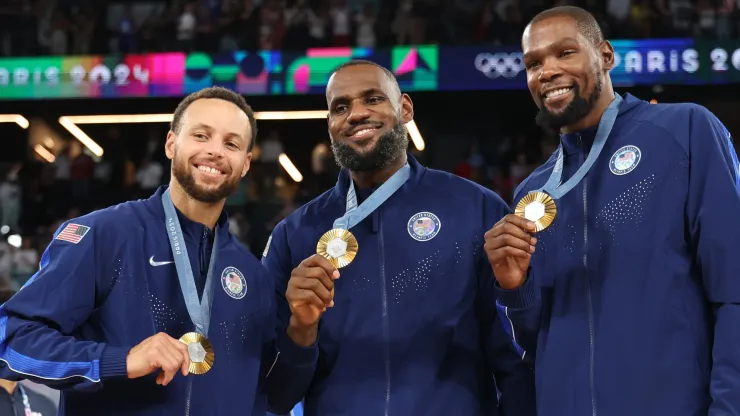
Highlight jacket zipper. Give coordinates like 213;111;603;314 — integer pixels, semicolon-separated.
186;228;208;415
581;135;597;416
378;210;391;416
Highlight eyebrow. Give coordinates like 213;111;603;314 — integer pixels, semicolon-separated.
190;122;245;142
523;37;580;60
330;87;387;106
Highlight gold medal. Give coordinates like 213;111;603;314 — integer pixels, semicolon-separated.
515;192;557;232
316;228;359;268
179;332;214;375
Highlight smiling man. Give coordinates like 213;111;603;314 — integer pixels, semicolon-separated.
485;6;740;416
261;61;536;415
0;87;317;415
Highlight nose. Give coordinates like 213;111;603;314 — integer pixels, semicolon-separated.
538;58;563;84
204;136;226;158
346;101;371;124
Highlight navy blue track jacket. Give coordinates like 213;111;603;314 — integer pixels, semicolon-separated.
262;155;536;415
497;94;740;415
0;186;317;415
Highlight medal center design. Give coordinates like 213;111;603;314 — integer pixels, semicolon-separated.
326;238;348;258
524;202;546;222
188;342;207;363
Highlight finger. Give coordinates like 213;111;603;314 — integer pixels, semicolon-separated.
155;345;182;381
292;278;333;305
488;246;532;264
289;289;328;310
300;254;340;279
488;233;535;254
505;214;537;233
151;355;177;386
487;218;536;242
295;266;335;292
168;338;191;376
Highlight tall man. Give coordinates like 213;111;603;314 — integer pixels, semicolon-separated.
486;6;740;415
0;87;317;415
262;60;535;415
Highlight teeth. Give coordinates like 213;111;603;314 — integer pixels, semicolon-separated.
198;165;222;174
351;128;374;137
546;87;572;98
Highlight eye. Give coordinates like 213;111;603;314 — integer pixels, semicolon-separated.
333;105;347;114
193;133;208;140
526;61;540;70
226;141;240;150
367;96;384;104
560;50;576;57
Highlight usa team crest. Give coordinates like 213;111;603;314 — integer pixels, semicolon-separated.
221;267;247;299
407;212;441;242
610;145;641;175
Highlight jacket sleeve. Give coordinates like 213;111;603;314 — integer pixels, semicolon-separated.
478;192;536;416
260;221;318;414
0;220;130;391
685;106;740;415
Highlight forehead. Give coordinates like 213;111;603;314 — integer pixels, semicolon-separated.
522;16;583;55
326;65;395;102
181;98;250;136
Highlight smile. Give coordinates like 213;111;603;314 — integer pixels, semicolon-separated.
195;165;224;175
348;127;378;140
544;87;573;103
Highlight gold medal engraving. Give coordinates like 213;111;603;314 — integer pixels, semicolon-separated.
515;192;557;232
179;332;214;375
316;228;359;268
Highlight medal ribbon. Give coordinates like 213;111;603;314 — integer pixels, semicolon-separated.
534;93;624;199
18;384;32;415
162;188;220;337
333;162;411;230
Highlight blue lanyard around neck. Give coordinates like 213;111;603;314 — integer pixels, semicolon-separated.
333;162;411;230
534;93;624;199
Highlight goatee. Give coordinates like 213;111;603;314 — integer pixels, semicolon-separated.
331;122;409;172
535;76;603;133
172;153;239;203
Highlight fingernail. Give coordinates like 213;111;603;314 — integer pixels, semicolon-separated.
531;237;537;245
530;245;536;253
329;300;335;307
333;270;340;279
322;306;327;312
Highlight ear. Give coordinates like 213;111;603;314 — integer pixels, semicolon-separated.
165;131;177;160
241;152;252;178
400;93;414;124
600;40;615;71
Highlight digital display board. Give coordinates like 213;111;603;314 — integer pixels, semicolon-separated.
0;39;739;100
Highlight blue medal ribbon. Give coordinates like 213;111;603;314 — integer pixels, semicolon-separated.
534;93;624;198
332;162;411;230
162;188;220;337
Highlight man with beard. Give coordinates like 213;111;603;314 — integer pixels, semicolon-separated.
0;87;317;415
261;61;536;415
486;6;740;415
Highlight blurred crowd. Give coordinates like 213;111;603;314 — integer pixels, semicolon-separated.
2;0;740;57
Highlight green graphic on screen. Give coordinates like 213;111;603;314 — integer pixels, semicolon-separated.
392;46;438;91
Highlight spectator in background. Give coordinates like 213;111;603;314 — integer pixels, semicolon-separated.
330;0;351;46
11;238;38;288
0;169;21;231
176;2;197;52
354;3;376;48
134;156;164;198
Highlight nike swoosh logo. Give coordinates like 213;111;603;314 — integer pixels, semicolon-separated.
149;256;174;267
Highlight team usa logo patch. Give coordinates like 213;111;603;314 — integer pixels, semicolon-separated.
221;267;247;299
407;212;441;242
609;145;641;175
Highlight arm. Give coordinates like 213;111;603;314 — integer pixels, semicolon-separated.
479;193;536;415
493;270;540;367
0;220;129;391
685;107;740;415
260;223;318;414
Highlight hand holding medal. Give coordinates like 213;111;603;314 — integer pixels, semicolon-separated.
485;215;537;290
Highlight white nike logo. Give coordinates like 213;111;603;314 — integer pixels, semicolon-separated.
149;256;174;267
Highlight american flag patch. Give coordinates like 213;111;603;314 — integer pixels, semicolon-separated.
55;223;91;244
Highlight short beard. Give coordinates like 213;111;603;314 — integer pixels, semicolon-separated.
172;151;239;204
331;122;409;172
535;75;603;133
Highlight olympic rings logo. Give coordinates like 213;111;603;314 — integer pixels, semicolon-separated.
474;52;525;79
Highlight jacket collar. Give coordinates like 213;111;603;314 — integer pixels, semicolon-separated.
332;152;425;201
145;186;231;247
560;93;643;156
